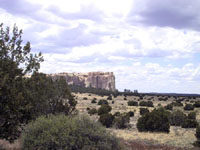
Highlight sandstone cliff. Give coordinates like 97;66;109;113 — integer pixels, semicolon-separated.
49;72;116;91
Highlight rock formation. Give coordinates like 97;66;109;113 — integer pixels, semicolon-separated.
49;72;116;91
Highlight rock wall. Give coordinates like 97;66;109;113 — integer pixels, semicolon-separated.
49;72;116;91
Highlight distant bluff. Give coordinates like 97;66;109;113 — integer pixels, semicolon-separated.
49;72;116;91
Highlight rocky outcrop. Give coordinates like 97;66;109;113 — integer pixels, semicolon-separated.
49;72;116;91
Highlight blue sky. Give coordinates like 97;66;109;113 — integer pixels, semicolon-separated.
1;0;200;93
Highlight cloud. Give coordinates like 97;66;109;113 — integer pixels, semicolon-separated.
129;0;200;31
47;4;104;22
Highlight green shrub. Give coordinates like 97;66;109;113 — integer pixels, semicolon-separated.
114;112;121;117
188;112;196;120
98;100;108;105
99;113;114;128
194;101;200;108
22;114;122;150
124;97;127;100
184;104;194;111
172;101;183;107
91;99;97;103
112;101;114;104
137;108;170;133
140;108;149;115
169;110;186;126
128;111;134;117
139;101;154;107
88;108;97;115
181;119;198;128
113;113;130;129
107;95;112;100
98;104;112;115
164;104;173;110
83;97;88;100
127;101;138;106
195;125;200;147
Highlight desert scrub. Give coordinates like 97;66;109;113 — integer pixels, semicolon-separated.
22;114;123;150
137;108;170;133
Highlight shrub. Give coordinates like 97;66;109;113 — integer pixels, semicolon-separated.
112;101;114;104
107;95;112;100
139;101;154;107
127;101;138;106
169;110;186;126
188;112;196;120
113;113;130;129
184;104;194;111
137;108;170;133
124;97;127;100
83;97;88;100
164;104;173;110
88;108;97;115
91;99;97;103
128;111;134;117
22;114;122;150
194;101;200;108
140;108;149;115
195;125;200;147
98;104;112;115
181;119;198;128
98;100;108;105
172;101;183;107
114;112;121;117
99;113;114;128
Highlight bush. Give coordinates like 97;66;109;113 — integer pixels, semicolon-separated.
98;104;112;115
113;113;130;129
172;101;183;107
188;112;196;120
22;114;122;150
91;98;97;103
194;101;200;108
127;101;138;106
140;108;149;115
181;119;198;128
124;97;127;100
137;108;170;133
184;104;194;111
164;104;173;110
88;108;97;115
112;101;114;104
107;95;112;100
139;101;154;107
98;100;108;105
99;113;114;128
128;111;134;117
169;110;186;126
114;112;121;117
83;97;88;100
195;125;200;147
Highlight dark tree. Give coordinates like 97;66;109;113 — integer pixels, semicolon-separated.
0;23;43;142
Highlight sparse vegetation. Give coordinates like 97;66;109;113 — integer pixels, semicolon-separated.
127;101;138;106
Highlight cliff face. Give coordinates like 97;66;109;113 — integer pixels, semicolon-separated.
49;72;116;91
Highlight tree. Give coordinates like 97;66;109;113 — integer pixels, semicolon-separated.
0;23;43;142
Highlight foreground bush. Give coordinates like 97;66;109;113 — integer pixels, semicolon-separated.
98;99;108;105
195;125;200;147
140;108;149;115
22;114;122;150
88;108;97;115
184;104;194;111
137;108;170;133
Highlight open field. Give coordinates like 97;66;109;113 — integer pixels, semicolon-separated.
75;93;200;149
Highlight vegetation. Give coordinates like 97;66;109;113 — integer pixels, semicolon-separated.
113;113;130;129
99;113;114;128
137;108;170;133
22;114;122;150
195;125;200;147
139;101;154;107
98;99;109;105
140;108;149;115
0;23;43;142
184;104;194;111
88;108;97;115
169;110;186;126
127;101;138;106
164;104;173;110
98;104;112;115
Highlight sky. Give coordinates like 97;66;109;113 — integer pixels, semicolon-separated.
1;0;200;93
